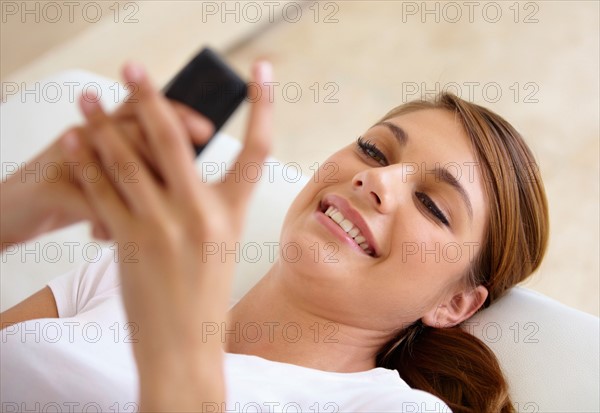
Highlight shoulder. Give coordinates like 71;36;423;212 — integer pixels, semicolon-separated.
48;247;121;317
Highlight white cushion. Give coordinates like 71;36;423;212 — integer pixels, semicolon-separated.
1;70;598;412
469;287;599;411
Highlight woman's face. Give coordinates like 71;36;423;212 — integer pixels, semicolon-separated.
278;108;489;333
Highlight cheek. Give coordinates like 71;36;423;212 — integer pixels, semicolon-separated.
281;182;314;226
388;212;477;274
277;180;330;267
364;257;456;323
372;224;470;312
316;155;347;184
279;151;354;241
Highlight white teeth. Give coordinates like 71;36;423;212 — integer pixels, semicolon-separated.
339;219;354;232
322;204;373;255
331;211;344;224
354;235;366;244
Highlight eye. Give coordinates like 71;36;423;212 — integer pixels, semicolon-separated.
416;192;450;227
356;136;388;166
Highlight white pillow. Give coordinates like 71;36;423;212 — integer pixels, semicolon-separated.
1;70;598;412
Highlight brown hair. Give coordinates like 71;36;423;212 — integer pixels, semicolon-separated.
374;93;550;412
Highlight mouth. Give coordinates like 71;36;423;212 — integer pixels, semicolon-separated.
317;195;379;258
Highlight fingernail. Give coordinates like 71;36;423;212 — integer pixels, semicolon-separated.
80;98;98;116
80;90;100;116
61;130;80;154
256;60;272;83
185;115;215;141
124;62;146;83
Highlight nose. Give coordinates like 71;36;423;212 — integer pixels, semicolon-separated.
352;165;407;214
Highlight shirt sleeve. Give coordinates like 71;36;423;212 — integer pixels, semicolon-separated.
47;247;121;318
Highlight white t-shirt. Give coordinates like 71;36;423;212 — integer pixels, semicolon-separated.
1;250;452;413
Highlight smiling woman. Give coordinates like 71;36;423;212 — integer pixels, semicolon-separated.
226;94;548;412
0;64;548;413
370;95;550;411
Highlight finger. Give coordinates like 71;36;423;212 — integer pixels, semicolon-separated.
122;62;199;195
59;130;130;238
109;103;146;153
112;99;134;118
92;220;111;240
100;106;162;181
113;119;159;177
78;92;164;215
114;95;215;147
169;100;216;146
113;73;144;116
223;60;273;205
112;97;214;169
108;76;151;162
93;98;150;174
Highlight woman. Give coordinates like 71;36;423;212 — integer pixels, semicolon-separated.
0;60;549;412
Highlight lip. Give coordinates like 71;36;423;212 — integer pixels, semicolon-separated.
315;194;379;258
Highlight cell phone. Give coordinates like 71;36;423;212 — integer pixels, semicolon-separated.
163;47;247;157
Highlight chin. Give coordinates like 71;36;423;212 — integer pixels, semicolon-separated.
278;226;357;281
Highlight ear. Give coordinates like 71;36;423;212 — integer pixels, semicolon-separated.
422;285;488;328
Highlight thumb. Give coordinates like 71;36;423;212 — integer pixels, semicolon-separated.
244;59;274;159
221;60;274;205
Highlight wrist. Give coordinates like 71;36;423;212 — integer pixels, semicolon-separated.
1;177;54;247
0;174;33;247
137;351;225;412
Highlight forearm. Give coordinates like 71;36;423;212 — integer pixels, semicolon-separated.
1;137;98;251
0;176;36;249
0;158;63;249
0;286;59;330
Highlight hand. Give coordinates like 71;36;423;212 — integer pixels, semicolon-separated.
0;79;215;249
61;61;273;411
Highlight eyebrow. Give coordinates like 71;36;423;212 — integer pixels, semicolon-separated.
375;121;408;147
374;121;474;223
433;166;474;222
